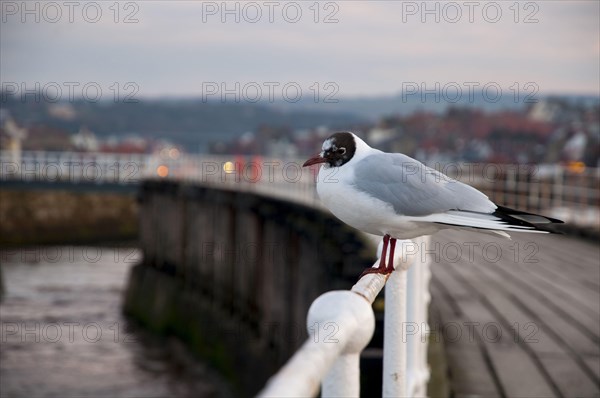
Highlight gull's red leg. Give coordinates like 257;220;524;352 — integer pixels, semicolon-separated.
359;234;393;279
379;234;390;269
386;237;397;273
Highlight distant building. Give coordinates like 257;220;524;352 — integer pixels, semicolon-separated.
528;99;562;123
0;116;27;164
100;135;151;154
563;130;588;161
47;103;77;121
71;127;99;152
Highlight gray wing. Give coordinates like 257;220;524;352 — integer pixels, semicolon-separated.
352;153;496;216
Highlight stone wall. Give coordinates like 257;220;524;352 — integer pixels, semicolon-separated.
123;180;374;395
0;189;138;246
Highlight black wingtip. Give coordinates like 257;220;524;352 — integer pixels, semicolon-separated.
493;205;565;233
494;206;564;223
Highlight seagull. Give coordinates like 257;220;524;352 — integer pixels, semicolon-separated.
302;132;563;278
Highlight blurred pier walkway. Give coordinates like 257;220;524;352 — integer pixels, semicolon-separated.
429;231;600;397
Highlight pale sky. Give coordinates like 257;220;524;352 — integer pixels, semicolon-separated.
1;0;599;99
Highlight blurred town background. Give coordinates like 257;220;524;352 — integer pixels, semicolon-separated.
2;94;599;166
1;1;599;397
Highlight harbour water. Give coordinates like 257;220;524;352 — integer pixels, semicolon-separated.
0;246;232;398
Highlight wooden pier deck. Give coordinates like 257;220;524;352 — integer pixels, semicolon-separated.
429;231;600;398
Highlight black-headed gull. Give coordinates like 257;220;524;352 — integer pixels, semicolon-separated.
302;132;563;277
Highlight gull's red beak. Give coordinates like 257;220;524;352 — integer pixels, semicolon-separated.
303;154;327;167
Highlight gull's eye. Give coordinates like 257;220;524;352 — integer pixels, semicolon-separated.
337;147;346;155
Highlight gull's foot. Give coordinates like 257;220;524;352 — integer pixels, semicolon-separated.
358;234;395;280
359;265;393;279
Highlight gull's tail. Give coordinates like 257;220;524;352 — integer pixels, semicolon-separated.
491;205;564;233
426;206;564;237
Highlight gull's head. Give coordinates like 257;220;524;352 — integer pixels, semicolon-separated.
302;132;357;168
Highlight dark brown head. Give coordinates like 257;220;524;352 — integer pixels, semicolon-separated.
302;132;357;168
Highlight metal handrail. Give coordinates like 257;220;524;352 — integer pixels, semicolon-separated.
4;150;596;227
260;237;432;398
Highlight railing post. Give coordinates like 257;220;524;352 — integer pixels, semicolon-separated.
382;237;425;397
383;265;409;397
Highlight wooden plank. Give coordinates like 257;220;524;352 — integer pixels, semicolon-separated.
430;291;503;397
429;281;480;351
460;272;564;355
429;230;600;397
523;242;600;315
429;275;461;317
506;260;600;338
433;232;599;355
525;243;600;289
454;284;558;397
539;356;600;397
522;259;600;317
444;346;501;398
429;279;502;397
524;238;600;286
430;261;477;308
584;356;600;384
486;345;558;398
449;260;600;394
531;234;600;275
446;269;561;397
477;261;599;356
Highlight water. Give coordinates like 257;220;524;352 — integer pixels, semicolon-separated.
0;246;232;398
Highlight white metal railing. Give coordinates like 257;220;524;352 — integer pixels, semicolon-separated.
0;150;155;184
442;162;600;228
2;151;598;227
260;236;432;397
